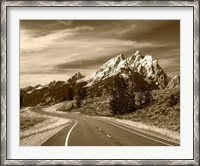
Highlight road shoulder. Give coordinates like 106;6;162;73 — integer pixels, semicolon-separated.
97;116;180;145
20;107;72;146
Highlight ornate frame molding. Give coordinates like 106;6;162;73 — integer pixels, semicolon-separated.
1;1;199;165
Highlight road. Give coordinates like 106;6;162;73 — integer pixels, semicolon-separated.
31;108;179;146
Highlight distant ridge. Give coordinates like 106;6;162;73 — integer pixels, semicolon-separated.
21;50;179;106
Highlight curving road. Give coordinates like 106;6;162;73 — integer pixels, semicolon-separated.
31;108;179;146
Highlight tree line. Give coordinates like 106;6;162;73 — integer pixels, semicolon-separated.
62;74;153;114
20;75;152;115
109;74;153;115
62;84;87;109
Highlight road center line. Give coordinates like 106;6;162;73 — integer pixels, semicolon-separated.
100;119;173;146
106;134;111;138
65;120;78;146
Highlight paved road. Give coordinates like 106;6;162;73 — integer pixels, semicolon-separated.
31;108;179;146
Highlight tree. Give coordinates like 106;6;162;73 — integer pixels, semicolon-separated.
62;96;67;101
80;87;87;101
20;95;23;108
74;86;88;108
135;92;142;108
168;93;178;106
68;86;74;100
74;89;82;108
109;74;136;115
141;91;153;105
63;86;74;101
109;75;126;115
125;74;136;113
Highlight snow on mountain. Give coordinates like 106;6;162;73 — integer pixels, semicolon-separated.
82;54;128;86
68;72;84;83
22;84;44;94
35;84;44;90
81;50;168;89
20;50;174;107
166;75;180;89
22;86;34;93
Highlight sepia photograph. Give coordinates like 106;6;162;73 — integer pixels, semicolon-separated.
20;20;180;146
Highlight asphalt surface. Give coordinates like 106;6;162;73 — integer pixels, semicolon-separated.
31;108;179;146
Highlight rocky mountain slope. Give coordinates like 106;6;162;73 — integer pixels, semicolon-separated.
166;75;180;89
21;50;180;107
80;50;170;96
20;73;86;107
82;50;168;89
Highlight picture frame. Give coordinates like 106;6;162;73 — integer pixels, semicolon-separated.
1;0;199;165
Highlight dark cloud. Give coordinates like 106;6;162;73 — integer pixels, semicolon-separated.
55;55;115;70
71;20;180;46
118;21;180;43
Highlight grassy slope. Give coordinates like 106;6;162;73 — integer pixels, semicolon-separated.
20;108;48;131
115;88;180;132
20;107;71;146
77;97;112;116
20;117;46;130
76;88;180;133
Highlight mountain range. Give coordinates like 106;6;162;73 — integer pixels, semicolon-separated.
20;50;180;107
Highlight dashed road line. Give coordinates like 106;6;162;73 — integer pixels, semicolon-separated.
106;134;111;138
99;119;173;146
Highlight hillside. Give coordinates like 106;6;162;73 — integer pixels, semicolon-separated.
20;50;180;108
20;74;86;107
76;88;180;133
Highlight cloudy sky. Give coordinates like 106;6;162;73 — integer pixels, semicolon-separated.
20;20;180;88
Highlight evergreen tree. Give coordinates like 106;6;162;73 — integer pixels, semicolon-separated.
63;86;74;101
109;74;136;115
68;86;74;100
142;90;153;105
74;88;82;108
81;87;87;103
20;95;23;108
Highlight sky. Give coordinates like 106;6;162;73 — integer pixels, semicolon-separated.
20;20;180;88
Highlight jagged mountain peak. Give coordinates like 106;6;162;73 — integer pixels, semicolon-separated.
68;71;84;83
116;53;125;60
82;54;127;86
166;74;180;89
48;80;57;87
102;54;125;68
74;71;84;78
22;86;34;92
135;50;141;55
127;50;143;64
82;50;168;89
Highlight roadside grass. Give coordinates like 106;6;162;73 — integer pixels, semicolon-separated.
75;88;180;133
42;101;74;113
55;101;74;112
100;116;180;143
20;107;71;146
116;88;180;132
20;117;46;130
76;97;112;117
20;108;49;131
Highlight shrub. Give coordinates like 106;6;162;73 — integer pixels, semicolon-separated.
74;96;81;108
168;94;179;106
